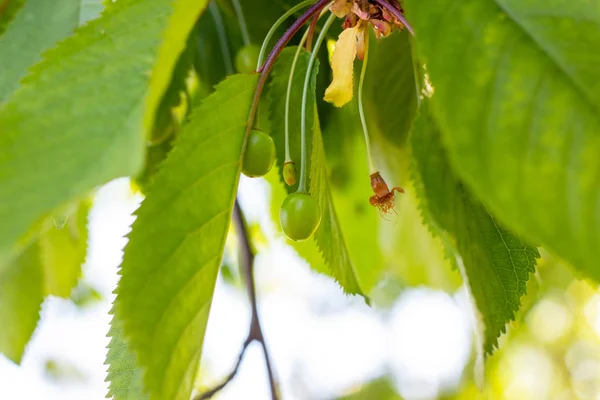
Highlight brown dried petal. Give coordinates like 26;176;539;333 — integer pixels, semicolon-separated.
351;2;370;20
331;0;352;18
370;19;391;38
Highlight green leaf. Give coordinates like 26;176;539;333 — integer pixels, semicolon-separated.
79;0;104;25
267;47;364;297
364;30;418;147
406;0;600;280
0;241;43;363
115;74;258;400
106;307;148;400
194;2;235;89
138;33;197;191
0;0;211;264
0;0;25;37
215;0;301;49
0;0;80;102
323;107;384;294
310;108;365;297
411;102;539;353
40;200;90;298
338;377;401;400
362;104;461;296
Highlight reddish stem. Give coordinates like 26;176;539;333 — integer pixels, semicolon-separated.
305;13;319;52
244;0;330;137
256;0;331;74
372;0;415;36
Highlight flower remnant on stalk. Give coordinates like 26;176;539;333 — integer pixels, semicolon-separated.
324;0;408;107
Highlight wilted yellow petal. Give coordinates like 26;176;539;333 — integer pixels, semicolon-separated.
324;27;358;107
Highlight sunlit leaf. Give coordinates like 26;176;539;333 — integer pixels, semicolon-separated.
323;106;384;294
115;74;258;400
0;0;25;39
106;308;148;400
40;200;90;298
364;29;418;147
366;108;460;295
412;102;539;353
0;0;80;102
339;377;401;400
0;0;210;264
311;108;365;297
79;0;104;25
407;0;600;280
0;242;43;363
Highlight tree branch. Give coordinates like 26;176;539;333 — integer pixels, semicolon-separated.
195;200;279;400
195;337;252;400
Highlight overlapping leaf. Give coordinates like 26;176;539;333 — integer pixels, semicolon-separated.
79;0;104;25
106;308;148;400
0;242;43;363
310;109;364;297
0;0;209;264
114;74;258;400
364;30;418;147
0;0;25;37
412;102;539;353
0;0;80;102
406;0;600;280
40;200;90;297
322;106;384;294
268;47;364;297
0;201;90;363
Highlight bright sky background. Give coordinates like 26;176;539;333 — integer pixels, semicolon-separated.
0;177;473;400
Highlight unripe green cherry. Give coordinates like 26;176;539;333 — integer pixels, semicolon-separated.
283;161;297;186
242;129;276;178
235;44;261;74
280;193;321;241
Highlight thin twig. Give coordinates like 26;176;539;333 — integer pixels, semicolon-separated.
233;201;278;400
195;337;252;400
194;201;279;400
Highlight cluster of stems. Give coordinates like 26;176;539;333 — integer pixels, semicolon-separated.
199;1;413;397
250;0;412;192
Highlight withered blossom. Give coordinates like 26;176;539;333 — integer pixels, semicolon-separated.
324;0;407;107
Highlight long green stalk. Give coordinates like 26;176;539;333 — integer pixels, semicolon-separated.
298;12;336;193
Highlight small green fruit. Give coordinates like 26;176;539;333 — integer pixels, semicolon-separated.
242;129;276;178
280;193;321;241
235;44;261;74
283;161;297;186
